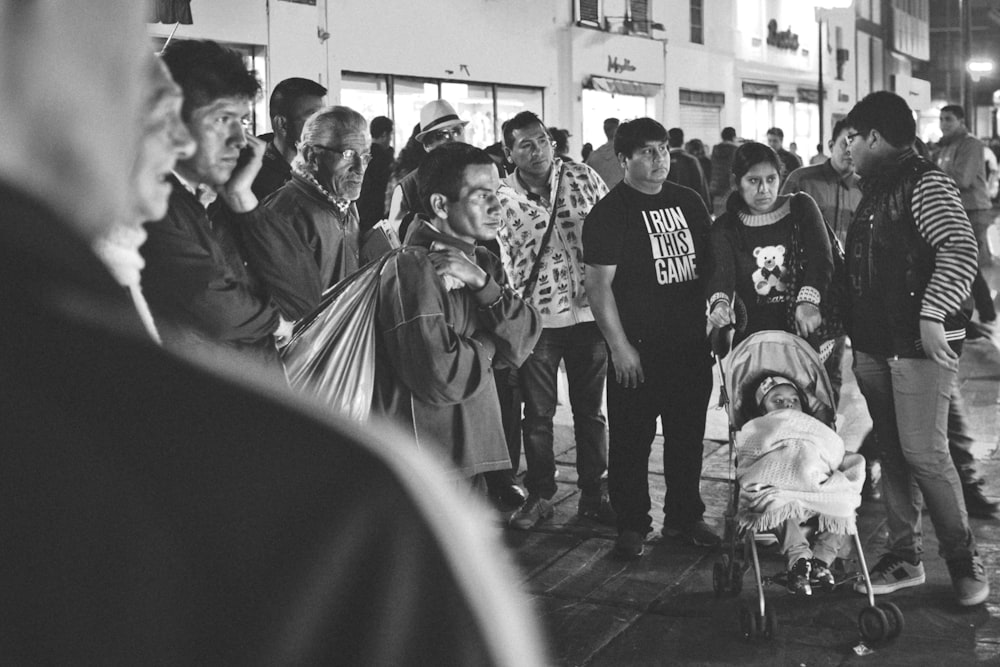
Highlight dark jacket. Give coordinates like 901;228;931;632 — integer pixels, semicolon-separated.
710;141;738;197
357;142;394;232
243;174;360;320
141;176;282;370
373;218;541;477
667;148;711;210
0;182;548;666
251;140;292;202
846;149;977;357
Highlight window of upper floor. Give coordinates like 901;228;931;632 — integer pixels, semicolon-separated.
575;0;661;38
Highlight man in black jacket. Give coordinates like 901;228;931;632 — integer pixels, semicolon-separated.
844;91;989;607
141;40;294;371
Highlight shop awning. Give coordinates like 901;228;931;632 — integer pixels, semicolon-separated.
586;76;661;98
150;0;193;25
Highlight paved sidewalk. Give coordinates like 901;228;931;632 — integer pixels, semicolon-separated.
502;338;1000;666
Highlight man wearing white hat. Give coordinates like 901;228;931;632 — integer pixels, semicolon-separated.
386;99;468;241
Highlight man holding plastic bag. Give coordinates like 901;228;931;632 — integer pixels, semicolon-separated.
373;143;541;485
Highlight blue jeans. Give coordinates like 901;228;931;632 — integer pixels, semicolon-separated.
852;352;976;563
519;322;608;499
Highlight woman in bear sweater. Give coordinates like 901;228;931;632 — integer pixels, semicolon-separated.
707;142;833;345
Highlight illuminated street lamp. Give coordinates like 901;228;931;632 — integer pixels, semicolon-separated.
966;59;994;132
815;1;854;144
968;59;995;80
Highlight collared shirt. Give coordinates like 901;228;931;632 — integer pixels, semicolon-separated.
497;158;608;328
171;170;218;209
781;160;861;245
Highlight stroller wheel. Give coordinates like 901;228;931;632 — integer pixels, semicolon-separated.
877;602;904;639
713;560;728;597
738;603;758;641
858;605;889;642
763;605;778;639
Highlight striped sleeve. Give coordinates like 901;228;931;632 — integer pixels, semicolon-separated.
910;171;978;322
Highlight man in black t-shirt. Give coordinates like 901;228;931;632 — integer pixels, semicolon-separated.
584;118;719;559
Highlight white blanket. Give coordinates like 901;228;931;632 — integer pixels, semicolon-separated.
736;409;865;535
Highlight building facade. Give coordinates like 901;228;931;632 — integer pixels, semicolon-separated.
147;0;925;159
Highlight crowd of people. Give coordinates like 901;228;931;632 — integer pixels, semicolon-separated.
4;2;997;659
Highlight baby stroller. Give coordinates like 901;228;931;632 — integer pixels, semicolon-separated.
710;330;903;643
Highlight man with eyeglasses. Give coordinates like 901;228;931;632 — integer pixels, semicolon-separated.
142;39;294;371
496;111;614;530
386;99;469;243
240;106;369;321
584;118;718;559
842;91;989;607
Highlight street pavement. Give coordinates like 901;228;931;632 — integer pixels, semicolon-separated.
500;334;1000;666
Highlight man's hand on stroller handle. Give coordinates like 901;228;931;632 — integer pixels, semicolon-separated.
709;300;733;329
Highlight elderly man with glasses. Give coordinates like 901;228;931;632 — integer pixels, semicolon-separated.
240;106;370;322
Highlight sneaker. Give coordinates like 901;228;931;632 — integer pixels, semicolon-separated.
854;553;925;595
947;555;990;607
508;495;553;530
810;558;835;589
578;490;617;525
963;483;999;520
489;483;527;510
662;520;721;548
787;558;813;596
615;530;645;559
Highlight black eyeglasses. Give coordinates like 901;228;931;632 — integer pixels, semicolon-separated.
427;127;464;143
845;131;866;143
311;145;373;165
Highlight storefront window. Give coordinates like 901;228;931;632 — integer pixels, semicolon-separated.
497;86;545;142
442;82;494;148
392;79;439;153
581;89;649;147
340;73;389;125
740;96;770;142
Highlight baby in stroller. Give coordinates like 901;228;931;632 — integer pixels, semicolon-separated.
737;374;866;596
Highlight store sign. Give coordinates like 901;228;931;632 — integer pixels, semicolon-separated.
607;56;637;74
766;20;799;51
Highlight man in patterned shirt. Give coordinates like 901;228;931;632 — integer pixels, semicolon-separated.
497;112;614;529
844;91;989;607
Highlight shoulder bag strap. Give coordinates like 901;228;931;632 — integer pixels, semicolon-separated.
520;166;565;300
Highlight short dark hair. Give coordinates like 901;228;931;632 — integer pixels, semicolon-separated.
846;91;915;148
725;142;783;214
603;117;620;139
418;142;495;215
667;127;684;148
941;104;966;121
161;40;261;122
721;126;737;141
502;111;546;149
269;77;327;120
766;127;784;140
830;118;851;142
614;117;667;158
370;115;393;138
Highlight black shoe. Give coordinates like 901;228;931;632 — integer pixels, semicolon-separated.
614;530;645;559
787;558;812;596
963;483;999;519
490;483;527;510
810;558;835;590
578;490;617;525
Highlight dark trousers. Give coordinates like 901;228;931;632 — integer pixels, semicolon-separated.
519;322;608;499
606;338;713;535
484;367;523;491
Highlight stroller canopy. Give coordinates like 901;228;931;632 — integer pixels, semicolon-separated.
724;330;837;431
